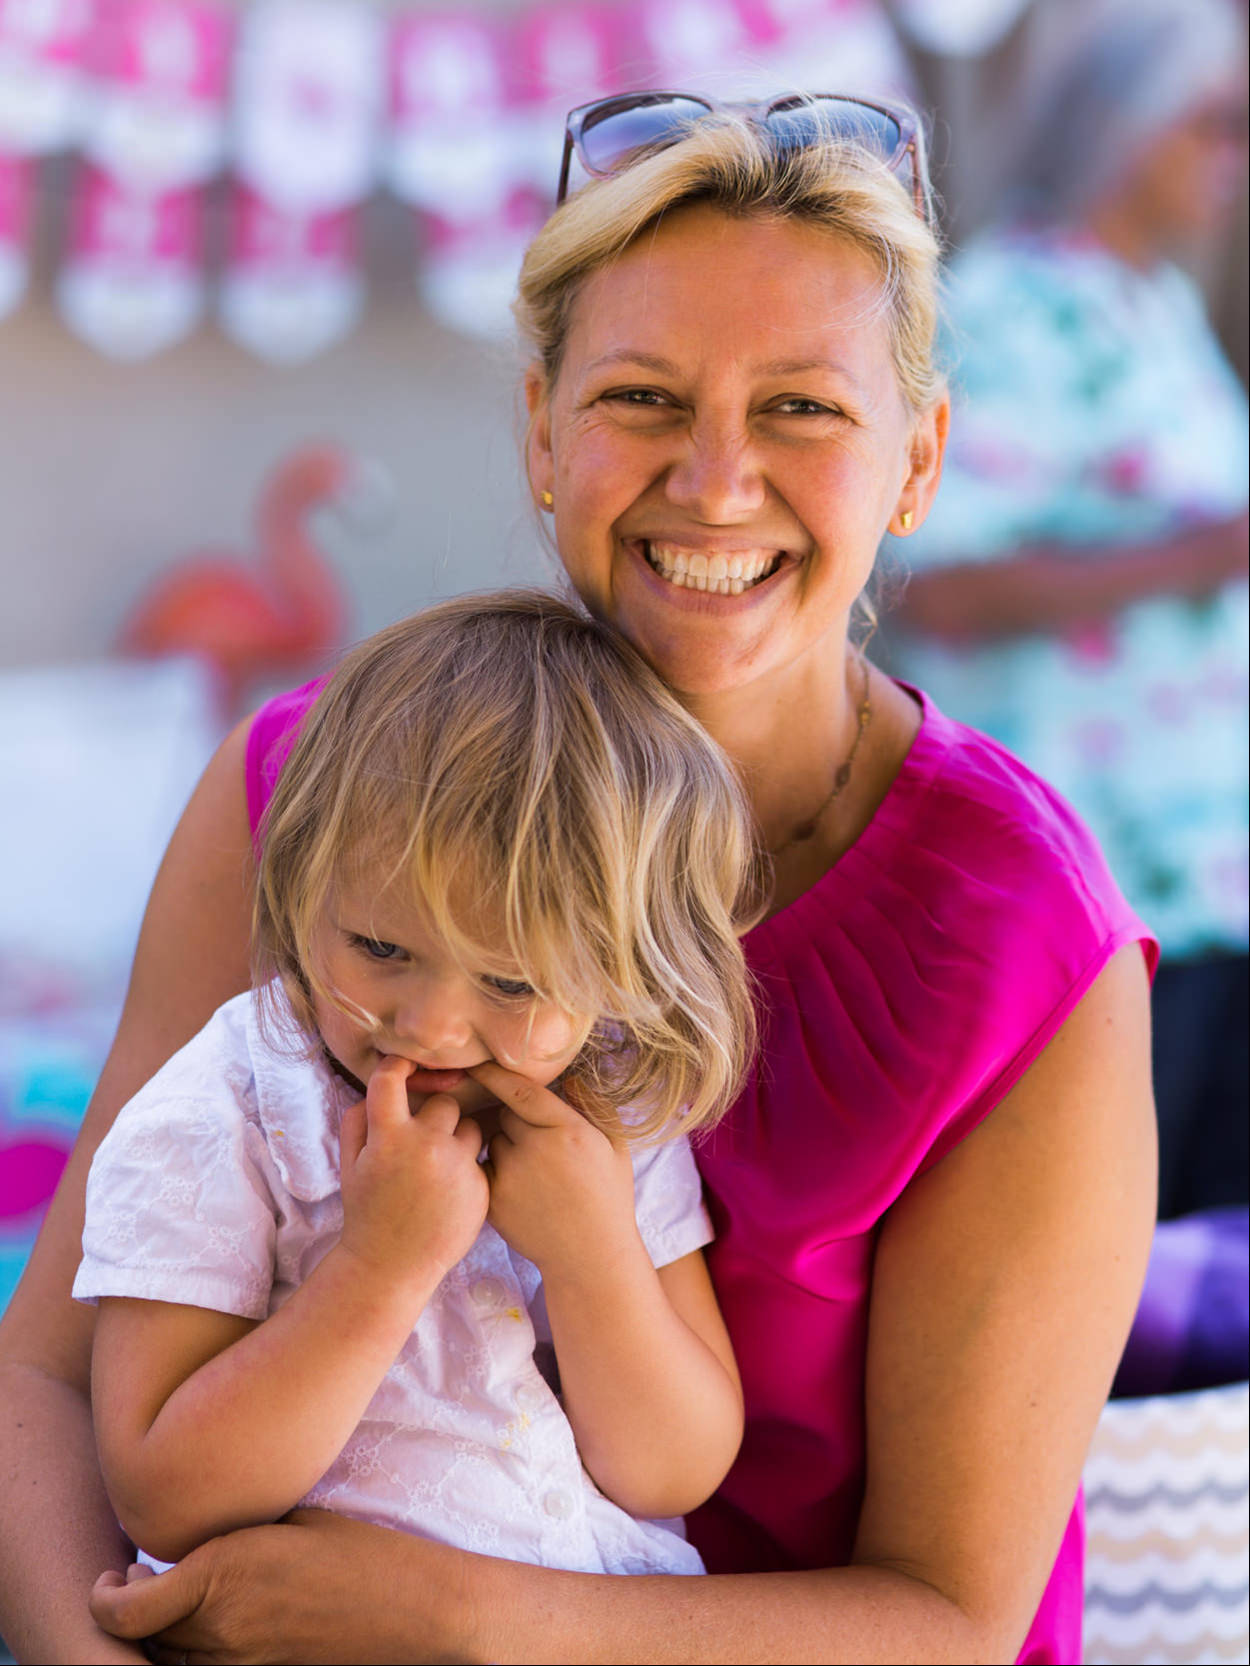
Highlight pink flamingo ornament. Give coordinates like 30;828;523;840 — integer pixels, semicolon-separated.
120;444;385;713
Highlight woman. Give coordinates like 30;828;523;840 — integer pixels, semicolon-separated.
0;96;1155;1665
890;0;1248;1222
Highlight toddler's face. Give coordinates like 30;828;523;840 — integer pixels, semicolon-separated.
307;874;585;1116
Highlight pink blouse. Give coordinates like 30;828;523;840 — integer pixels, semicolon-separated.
246;678;1155;1666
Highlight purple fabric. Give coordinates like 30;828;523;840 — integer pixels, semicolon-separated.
246;678;1157;1666
1113;1207;1249;1398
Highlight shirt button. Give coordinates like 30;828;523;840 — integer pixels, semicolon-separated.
543;1489;575;1520
470;1277;505;1308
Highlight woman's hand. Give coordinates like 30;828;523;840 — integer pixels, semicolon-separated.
469;1061;638;1279
89;1509;482;1666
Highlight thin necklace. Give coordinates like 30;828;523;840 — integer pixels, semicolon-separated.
769;656;873;857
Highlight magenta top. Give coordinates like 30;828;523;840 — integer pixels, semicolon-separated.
246;679;1156;1666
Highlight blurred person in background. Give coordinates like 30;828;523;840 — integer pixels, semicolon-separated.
891;0;1249;1222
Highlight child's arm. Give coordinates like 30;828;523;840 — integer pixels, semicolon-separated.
473;1062;743;1521
92;1060;488;1563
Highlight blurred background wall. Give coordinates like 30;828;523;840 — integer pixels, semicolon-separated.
0;0;1244;675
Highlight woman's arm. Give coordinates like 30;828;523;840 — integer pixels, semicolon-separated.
95;944;1155;1665
474;1062;744;1520
92;1061;490;1564
0;718;257;1664
895;510;1248;643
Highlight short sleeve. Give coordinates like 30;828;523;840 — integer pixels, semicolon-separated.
245;678;326;849
629;1134;714;1269
73;1070;280;1322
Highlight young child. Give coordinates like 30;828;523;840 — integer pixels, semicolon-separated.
74;590;759;1576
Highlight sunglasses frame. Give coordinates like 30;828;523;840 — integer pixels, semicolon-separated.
557;89;931;222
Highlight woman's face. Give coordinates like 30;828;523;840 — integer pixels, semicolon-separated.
527;205;945;701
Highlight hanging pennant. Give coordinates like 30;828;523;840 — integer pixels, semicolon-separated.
508;1;644;197
0;0;94;155
57;160;203;357
635;0;754;88
418;187;545;341
386;8;516;224
0;149;30;316
218;181;362;365
83;0;233;193
234;0;382;215
755;0;911;98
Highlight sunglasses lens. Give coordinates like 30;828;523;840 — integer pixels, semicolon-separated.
578;94;713;176
767;97;902;161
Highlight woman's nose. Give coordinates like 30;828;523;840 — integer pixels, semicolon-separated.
663;420;767;521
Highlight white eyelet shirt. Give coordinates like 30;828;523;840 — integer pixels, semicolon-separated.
74;987;712;1575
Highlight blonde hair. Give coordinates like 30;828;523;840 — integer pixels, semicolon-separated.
515;105;944;416
253;590;762;1143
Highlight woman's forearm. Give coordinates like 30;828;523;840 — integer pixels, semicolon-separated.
451;1546;1009;1666
897;511;1249;642
87;1508;1017;1666
0;1362;144;1665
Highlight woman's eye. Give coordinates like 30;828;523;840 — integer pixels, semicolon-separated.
484;976;536;999
350;935;402;961
606;388;669;407
773;397;835;417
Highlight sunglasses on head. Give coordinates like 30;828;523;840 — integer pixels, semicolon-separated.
557;89;931;221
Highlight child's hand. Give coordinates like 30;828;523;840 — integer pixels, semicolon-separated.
338;1055;489;1292
469;1061;638;1279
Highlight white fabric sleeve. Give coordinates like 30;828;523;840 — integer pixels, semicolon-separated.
73;1074;280;1322
629;1132;713;1270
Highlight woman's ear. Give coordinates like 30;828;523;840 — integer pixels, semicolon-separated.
524;364;556;510
891;391;949;536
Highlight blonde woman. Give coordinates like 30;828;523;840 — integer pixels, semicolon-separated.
0;98;1156;1665
73;592;753;1577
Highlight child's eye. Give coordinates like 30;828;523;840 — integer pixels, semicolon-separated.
349;934;403;961
483;975;536;999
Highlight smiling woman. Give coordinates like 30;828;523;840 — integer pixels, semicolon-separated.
0;97;1158;1666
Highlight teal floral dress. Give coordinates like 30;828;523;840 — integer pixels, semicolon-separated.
898;226;1249;961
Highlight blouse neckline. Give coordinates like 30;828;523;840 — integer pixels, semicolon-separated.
748;681;946;947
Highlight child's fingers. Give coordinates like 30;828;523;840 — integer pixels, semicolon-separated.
411;1090;463;1135
365;1054;417;1131
338;1099;368;1170
453;1114;485;1160
467;1061;579;1128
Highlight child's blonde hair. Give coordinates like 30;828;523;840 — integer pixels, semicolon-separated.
253;589;762;1142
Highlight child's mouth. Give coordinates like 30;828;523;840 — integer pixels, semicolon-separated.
403;1065;468;1093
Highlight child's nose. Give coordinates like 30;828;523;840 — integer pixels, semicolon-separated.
389;979;473;1060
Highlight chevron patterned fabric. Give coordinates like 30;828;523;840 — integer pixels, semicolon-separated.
1083;1381;1249;1664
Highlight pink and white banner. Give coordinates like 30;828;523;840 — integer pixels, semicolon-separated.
0;149;31;316
0;0;94;155
386;9;516;222
82;0;233;192
57;161;203;356
5;0;911;358
234;0;383;213
218;181;363;364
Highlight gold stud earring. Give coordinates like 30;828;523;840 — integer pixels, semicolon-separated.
899;510;914;531
540;490;554;510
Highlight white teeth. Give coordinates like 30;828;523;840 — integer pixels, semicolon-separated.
645;541;781;593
